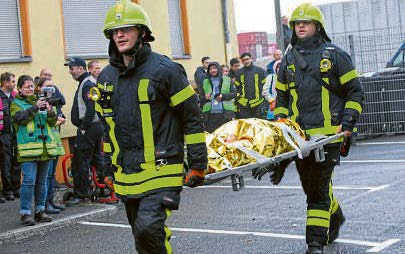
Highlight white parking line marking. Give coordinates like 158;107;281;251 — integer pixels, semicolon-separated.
79;221;400;252
197;185;388;191
366;239;401;252
357;141;405;146
341;160;405;163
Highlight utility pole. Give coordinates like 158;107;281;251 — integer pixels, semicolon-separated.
274;0;285;51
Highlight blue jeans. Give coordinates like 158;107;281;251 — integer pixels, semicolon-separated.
20;160;50;215
46;157;59;203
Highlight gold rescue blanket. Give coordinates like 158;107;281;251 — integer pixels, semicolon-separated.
206;118;305;174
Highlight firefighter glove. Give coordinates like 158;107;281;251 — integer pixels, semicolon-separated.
185;169;205;188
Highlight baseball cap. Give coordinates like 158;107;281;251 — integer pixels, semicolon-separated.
64;57;87;69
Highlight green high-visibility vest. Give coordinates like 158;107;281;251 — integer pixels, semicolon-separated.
13;99;60;158
202;76;235;113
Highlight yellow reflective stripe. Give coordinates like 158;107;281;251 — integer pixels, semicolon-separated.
329;180;339;215
185;133;206;145
170;85;195;107
345;101;362;114
115;176;183;196
307;218;330;228
322;86;332;130
261;78;266;84
250;98;264;108
322;77;329;84
106;117;120;167
339;69;358;85
114;163;183;183
18;143;44;150
234;80;240;86
288;64;295;72
308;209;330;219
305;126;339;136
164;209;173;254
97;82;114;91
241;74;246;100
290;89;299;122
274;107;289;116
138;79;149;102
95;103;103;114
138;79;155;163
254;73;259;102
238;98;248;106
275;81;288;91
103;142;112;153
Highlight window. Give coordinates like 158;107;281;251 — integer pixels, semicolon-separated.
61;0;117;58
0;0;31;62
167;0;190;58
392;49;404;67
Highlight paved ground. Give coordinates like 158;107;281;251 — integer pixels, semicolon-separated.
1;135;404;254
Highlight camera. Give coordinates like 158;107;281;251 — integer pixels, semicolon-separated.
38;86;56;111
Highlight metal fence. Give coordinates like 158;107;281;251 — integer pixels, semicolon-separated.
330;26;405;73
357;75;405;136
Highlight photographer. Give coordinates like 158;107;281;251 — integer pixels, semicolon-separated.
35;78;66;214
11;75;59;226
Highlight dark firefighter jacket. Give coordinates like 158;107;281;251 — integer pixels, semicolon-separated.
96;43;207;198
274;34;364;140
235;64;267;108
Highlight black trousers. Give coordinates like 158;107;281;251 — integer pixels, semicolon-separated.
236;103;266;119
72;123;105;199
0;133;21;195
203;111;234;133
124;191;180;254
295;145;343;245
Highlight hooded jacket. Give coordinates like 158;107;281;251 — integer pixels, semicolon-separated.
96;41;207;198
201;62;235;113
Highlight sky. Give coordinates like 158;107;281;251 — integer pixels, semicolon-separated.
233;0;352;33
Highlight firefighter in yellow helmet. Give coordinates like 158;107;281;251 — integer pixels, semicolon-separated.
98;1;207;253
255;3;364;254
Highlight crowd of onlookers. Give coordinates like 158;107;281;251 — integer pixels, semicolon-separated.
193;50;283;132
0;60;103;226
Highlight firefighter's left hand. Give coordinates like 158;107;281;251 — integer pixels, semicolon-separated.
336;125;352;137
184;169;205;188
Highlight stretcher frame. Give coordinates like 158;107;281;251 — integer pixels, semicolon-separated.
204;127;345;191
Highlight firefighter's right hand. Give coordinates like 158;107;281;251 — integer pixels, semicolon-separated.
184;169;205;188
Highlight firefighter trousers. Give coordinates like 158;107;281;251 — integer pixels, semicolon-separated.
295;145;344;245
124;191;180;254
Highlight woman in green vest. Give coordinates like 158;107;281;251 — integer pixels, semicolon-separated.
201;62;236;132
11;75;58;226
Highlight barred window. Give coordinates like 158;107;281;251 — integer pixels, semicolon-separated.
167;0;190;58
0;0;29;61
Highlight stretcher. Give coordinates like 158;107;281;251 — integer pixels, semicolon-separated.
204;124;345;191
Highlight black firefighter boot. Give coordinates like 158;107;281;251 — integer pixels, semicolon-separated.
328;207;346;244
305;241;324;254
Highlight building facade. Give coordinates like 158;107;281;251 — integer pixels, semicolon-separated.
0;0;239;140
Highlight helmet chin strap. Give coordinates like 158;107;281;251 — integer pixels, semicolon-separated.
122;27;145;63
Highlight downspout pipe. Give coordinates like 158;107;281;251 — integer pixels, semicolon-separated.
222;0;232;65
